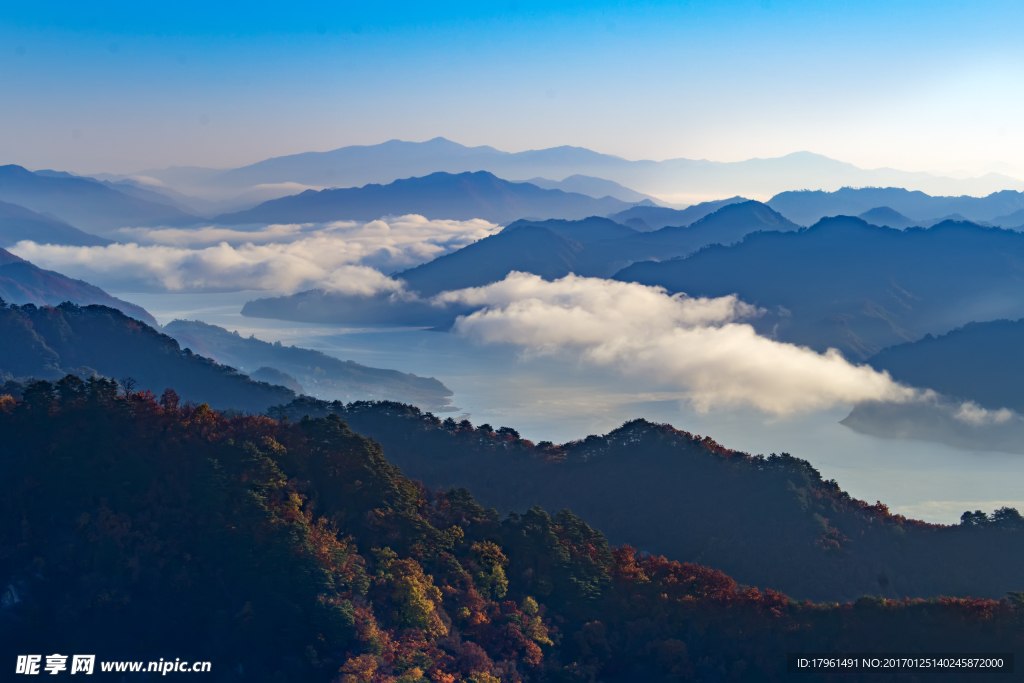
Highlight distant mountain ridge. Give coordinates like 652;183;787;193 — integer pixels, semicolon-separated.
213;171;634;225
768;187;1024;226
519;174;663;204
0;200;111;247
0;247;156;325
116;137;1024;204
0;165;199;234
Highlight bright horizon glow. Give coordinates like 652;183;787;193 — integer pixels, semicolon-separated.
2;1;1024;177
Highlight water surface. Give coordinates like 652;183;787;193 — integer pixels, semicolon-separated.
120;290;1024;524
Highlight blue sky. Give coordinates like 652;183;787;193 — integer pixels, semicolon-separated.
2;1;1023;174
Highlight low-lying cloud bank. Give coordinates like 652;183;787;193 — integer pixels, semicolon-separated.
434;272;917;415
842;397;1024;454
11;215;498;293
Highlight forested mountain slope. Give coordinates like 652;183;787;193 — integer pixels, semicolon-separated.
270;398;1024;604
1;384;1019;682
0;302;293;412
0;248;156;325
615;218;1024;359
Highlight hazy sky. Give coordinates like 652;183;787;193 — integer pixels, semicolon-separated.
2;0;1023;175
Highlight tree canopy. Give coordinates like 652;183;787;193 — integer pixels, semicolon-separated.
1;381;1021;682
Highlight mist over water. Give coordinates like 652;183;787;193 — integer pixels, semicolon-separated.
121;289;1024;525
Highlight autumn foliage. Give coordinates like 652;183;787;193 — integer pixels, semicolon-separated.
1;379;1021;682
269;397;1024;603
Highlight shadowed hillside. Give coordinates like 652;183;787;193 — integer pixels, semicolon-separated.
0;248;156;325
869;318;1024;412
269;397;1024;604
615;217;1024;359
768;187;1024;226
0;302;293;412
1;384;1019;682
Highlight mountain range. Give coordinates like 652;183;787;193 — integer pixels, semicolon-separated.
768;187;1024;226
0;248;156;325
213;176;1024;232
213;170;634;225
0;165;198;235
0;199;112;247
609;196;748;230
12;147;1024;243
408;199;799;286
616;217;1024;359
241;200;798;324
111;137;1024;204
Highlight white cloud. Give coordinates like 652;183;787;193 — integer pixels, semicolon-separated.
435;272;917;415
115;223;308;246
11;215;499;294
953;401;1014;426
